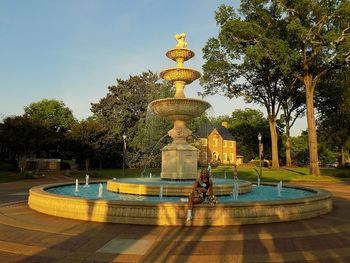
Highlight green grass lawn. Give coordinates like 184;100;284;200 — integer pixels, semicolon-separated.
212;166;350;182
1;166;349;183
0;171;27;183
67;165;350;183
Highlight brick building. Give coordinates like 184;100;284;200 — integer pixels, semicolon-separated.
195;122;243;166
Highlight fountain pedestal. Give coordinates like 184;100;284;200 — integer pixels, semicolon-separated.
161;143;198;180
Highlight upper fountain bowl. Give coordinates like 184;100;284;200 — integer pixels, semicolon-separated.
149;98;211;121
160;68;200;85
165;48;195;62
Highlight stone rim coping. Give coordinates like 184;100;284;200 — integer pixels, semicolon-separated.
29;181;332;207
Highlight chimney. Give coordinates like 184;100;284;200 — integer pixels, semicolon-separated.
221;121;228;128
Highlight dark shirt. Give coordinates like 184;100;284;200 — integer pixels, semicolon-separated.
197;179;210;199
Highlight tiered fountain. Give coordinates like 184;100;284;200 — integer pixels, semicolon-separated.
151;33;211;180
106;33;251;196
28;34;332;226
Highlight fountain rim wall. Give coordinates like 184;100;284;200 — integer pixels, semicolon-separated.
28;181;332;226
106;178;253;196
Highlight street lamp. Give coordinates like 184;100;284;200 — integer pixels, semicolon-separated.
258;133;262;186
122;134;126;177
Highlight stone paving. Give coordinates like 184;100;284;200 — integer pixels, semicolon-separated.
0;174;350;262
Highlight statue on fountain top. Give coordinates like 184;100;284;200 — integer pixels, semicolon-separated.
175;33;187;48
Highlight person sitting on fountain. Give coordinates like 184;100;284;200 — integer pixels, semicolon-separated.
186;168;214;221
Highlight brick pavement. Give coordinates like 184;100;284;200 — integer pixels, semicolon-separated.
0;174;350;262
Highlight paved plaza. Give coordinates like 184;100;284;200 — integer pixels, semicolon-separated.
0;174;350;262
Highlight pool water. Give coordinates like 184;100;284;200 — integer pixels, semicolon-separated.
46;183;315;203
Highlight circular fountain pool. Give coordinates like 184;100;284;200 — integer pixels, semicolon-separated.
28;180;332;226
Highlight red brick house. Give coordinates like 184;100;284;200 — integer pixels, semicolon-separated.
195;122;243;166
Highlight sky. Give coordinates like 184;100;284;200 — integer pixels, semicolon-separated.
0;0;306;136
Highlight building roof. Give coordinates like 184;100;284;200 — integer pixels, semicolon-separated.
195;124;235;140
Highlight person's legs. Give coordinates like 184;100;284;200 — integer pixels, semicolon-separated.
187;193;203;221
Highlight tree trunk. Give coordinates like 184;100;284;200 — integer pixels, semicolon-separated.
338;144;345;168
268;116;280;169
305;77;320;176
285;126;292;167
18;155;26;173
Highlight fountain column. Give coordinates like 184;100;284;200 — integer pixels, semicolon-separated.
150;33;211;180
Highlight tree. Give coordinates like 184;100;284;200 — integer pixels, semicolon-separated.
203;1;349;175
201;3;296;169
277;0;350;175
24;99;76;129
227;109;270;162
68;118;108;170
0;116;59;171
317;67;350;167
91;71;174;168
291;131;309;166
279;78;305;166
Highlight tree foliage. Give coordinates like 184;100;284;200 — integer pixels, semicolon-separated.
277;0;350;175
67;118;108;170
91;71;174;168
317;66;350;166
201;2;301;169
202;0;349;174
24;99;76;129
228;109;271;162
0;116;62;171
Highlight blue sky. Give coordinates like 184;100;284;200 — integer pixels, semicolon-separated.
0;0;306;135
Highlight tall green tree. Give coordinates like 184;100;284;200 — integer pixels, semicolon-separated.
24;99;76;129
203;1;349;175
201;3;297;169
317;67;350;167
277;0;350;175
279;78;305;166
91;71;174;168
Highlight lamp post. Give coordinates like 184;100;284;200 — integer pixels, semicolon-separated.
258;133;262;186
122;134;126;177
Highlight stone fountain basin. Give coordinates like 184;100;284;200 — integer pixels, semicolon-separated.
149;98;211;121
28;182;332;226
160;68;200;84
165;48;195;62
106;178;252;196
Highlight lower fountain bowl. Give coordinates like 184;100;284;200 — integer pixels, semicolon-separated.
148;98;211;121
28;181;332;226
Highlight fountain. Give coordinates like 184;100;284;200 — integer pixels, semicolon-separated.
106;33;251;196
98;183;103;198
75;179;79;192
85;174;89;187
28;34;332;226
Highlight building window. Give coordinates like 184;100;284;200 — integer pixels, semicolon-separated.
230;141;234;148
201;138;207;146
213;138;218;147
230;153;234;163
212;151;218;160
223;153;227;162
223;140;227;148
